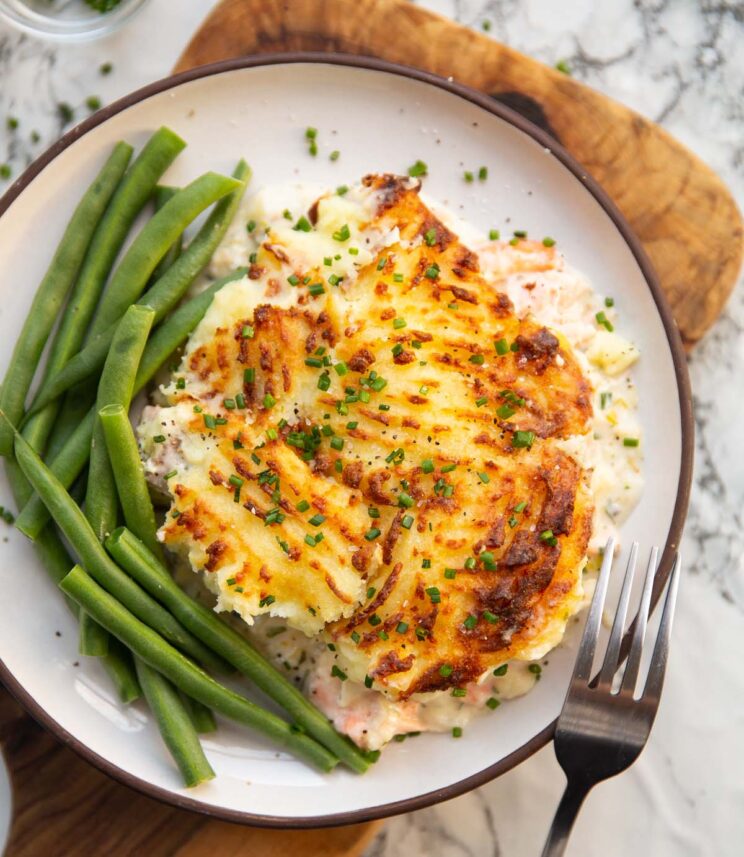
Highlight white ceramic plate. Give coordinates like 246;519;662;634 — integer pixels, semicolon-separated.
0;56;692;826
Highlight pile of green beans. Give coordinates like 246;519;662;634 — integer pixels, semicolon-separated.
15;268;246;541
0;144;134;456
28;167;246;416
1;134;370;786
107;527;370;774
61;565;337;773
79;304;155;656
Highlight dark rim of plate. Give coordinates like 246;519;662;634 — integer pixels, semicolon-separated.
0;53;694;830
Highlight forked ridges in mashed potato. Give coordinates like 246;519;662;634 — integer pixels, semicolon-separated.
139;174;642;749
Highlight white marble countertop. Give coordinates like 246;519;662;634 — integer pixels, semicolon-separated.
1;1;742;855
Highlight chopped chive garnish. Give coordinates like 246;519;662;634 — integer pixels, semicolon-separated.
246;219;256;233
203;414;216;430
393;273;404;283
464;557;476;569
408;159;428;177
441;463;456;473
263;393;276;409
393;317;407;329
293;215;312;232
365;528;381;541
318;373;331;391
477;471;490;484
542;236;556;247
497;404;516;419
425;586;441;604
398;492;414;508
452;726;464;736
493;664;508;676
464;170;474;183
489;229;500;240
600;391;612;409
444;568;456;580
421;458;434;474
241;324;254;339
296;500;310;513
623;437;640;447
164;470;177;480
463;614;478;630
331;665;348;681
396;621;409;634
308;514;325;527
366;586;376;599
244;368;255;384
605;297;615;307
332;224;350;242
422;558;431;569
512;431;535;449
153;434;165;443
287;274;300;285
452;689;466;698
528;663;542;676
486;697;500;710
439;664;453;677
308;282;325;297
369;613;381;626
368;507;380;518
334;361;348;376
424;264;440;280
330;149;340;161
364;675;373;688
351;631;361;643
346;421;358;430
401;514;414;529
377;256;387;271
494;338;509;355
595;310;614;332
330;436;344;451
478;166;488;181
483;611;498;624
424;228;437;246
469;353;484;365
475;396;488;407
513;229;528;238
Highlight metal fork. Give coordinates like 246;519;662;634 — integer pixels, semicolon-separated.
541;538;682;857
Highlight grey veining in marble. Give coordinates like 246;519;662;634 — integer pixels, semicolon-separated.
1;1;742;855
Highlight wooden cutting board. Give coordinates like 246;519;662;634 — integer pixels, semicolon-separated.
2;1;740;855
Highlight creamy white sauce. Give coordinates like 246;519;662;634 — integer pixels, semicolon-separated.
143;178;643;750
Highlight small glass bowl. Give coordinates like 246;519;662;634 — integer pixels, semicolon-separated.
0;0;149;42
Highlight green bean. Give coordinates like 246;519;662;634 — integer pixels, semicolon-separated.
149;186;182;283
27;163;250;415
4;417;230;675
3;458;141;703
60;565;337;773
106;528;370;773
102;639;142;704
134;658;215;787
99;403;162;560
79;612;110;656
32;128;187;463
88;171;241;335
0;143;135;457
87;305;155;544
15;410;95;540
180;693;217;734
19;142;133;461
15;271;245;541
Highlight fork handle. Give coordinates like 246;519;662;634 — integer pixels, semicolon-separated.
540;779;593;857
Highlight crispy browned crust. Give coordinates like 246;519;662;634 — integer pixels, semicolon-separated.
160;174;594;696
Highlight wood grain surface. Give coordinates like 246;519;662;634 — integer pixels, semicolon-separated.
174;0;743;348
0;687;381;855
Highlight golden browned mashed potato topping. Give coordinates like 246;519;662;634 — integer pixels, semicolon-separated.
140;174;641;746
